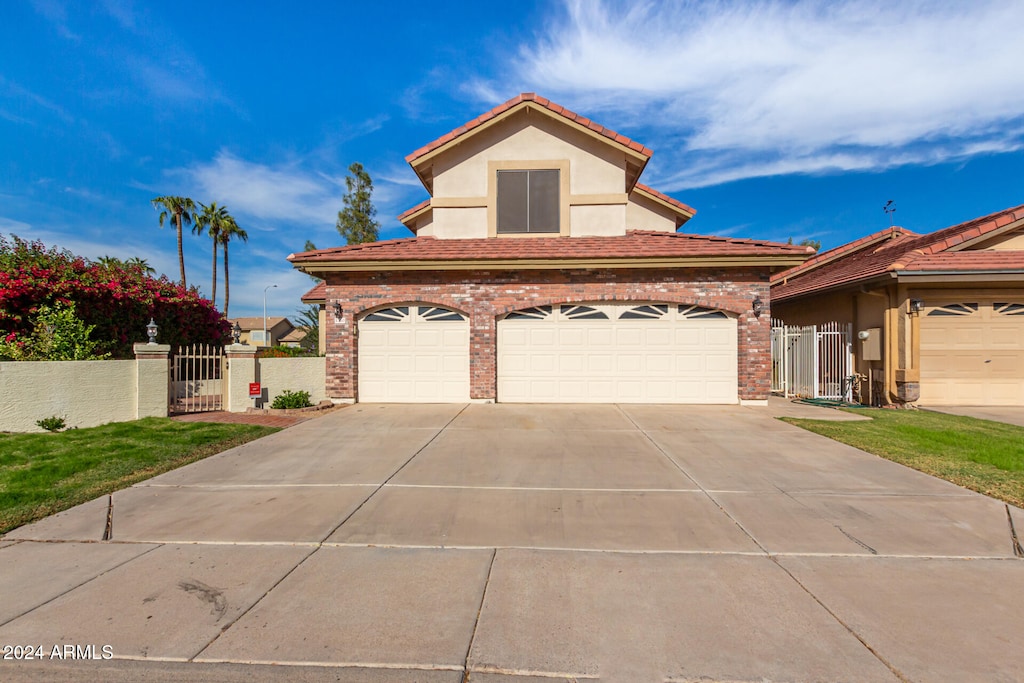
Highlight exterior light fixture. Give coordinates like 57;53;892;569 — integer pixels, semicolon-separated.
332;302;343;317
232;321;242;344
909;298;924;314
146;318;159;344
752;296;764;318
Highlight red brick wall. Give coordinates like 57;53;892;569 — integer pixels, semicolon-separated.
322;267;772;402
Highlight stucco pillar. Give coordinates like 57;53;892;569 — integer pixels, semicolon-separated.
224;344;258;412
133;343;171;419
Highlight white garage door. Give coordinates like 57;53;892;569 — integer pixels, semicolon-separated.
497;303;738;404
920;300;1024;405
358;305;470;402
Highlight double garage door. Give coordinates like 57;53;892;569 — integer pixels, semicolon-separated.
920;299;1024;405
357;302;738;404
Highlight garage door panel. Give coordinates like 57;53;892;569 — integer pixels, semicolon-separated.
358;307;470;403
920;299;1024;405
498;303;737;404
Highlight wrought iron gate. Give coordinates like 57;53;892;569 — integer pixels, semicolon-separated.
170;344;224;413
771;320;853;400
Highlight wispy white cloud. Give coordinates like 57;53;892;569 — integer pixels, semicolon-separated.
173;151;422;234
174;151;343;228
477;0;1024;188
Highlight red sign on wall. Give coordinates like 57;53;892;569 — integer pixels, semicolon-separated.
249;382;261;397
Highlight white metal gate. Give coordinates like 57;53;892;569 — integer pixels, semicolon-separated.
771;320;853;400
171;344;224;413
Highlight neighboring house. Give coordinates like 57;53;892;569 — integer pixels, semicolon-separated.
229;317;295;348
772;204;1024;407
289;93;812;404
278;327;310;349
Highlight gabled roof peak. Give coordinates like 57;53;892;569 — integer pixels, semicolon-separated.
405;93;653;168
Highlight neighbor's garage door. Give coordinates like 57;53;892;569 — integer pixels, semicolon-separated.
497;303;738;403
358;305;470;402
920;300;1024;405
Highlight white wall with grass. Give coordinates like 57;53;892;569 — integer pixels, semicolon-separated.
0;360;138;433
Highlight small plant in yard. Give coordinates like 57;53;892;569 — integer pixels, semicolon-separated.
271;389;313;409
35;416;66;432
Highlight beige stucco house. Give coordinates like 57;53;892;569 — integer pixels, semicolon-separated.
228;317;295;348
293;93;812;405
772;204;1024;406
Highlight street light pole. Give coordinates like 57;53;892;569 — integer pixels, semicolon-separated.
263;284;278;347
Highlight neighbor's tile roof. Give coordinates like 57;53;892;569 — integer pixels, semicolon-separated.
289;231;812;266
301;282;326;303
405;93;653;164
772;203;1024;301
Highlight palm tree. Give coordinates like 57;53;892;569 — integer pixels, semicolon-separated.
195;202;232;304
151;196;197;287
218;217;248;317
96;255;156;277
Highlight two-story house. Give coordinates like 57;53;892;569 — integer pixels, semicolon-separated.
290;94;812;404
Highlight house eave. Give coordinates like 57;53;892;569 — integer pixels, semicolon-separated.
294;255;809;274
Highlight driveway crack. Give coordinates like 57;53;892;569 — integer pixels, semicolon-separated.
462;547;497;682
613;404;770;555
1007;504;1024;558
319;403;470;543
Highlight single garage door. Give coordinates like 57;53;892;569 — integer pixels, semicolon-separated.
358;305;470;402
497;303;738;404
920;300;1024;405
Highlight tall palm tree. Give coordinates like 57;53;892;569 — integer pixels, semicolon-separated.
195;202;232;304
152;196;197;287
218;217;248;317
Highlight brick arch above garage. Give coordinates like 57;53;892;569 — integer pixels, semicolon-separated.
321;266;772;402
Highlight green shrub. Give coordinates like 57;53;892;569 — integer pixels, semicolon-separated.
36;416;66;432
271;390;312;409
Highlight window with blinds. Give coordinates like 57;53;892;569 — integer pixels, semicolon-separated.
496;169;559;233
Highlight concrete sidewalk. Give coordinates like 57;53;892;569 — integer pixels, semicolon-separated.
2;402;1023;682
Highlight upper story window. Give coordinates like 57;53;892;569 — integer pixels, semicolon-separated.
496;169;560;233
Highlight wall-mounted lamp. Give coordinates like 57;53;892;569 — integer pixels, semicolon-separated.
909;298;924;314
857;329;871;341
752;296;764;318
332;302;343;317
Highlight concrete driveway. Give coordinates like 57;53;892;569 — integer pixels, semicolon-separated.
2;402;1023;682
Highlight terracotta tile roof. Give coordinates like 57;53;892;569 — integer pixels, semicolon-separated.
405;93;653;165
897;251;1024;271
772;204;1024;301
301;282;326;303
289;231;812;267
397;198;431;224
633;183;697;217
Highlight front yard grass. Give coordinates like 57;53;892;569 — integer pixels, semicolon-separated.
781;409;1024;508
0;417;278;534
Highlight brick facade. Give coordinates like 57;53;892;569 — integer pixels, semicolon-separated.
322;267;772;403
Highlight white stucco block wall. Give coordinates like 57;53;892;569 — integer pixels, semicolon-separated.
258;357;327;406
0;360;137;432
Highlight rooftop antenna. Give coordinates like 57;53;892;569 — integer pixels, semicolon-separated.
883;200;896;226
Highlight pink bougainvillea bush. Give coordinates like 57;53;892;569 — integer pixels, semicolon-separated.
0;235;230;359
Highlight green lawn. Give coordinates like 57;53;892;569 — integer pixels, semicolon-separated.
781;409;1024;508
0;418;278;534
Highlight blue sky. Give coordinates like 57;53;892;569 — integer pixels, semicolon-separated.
2;0;1023;320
